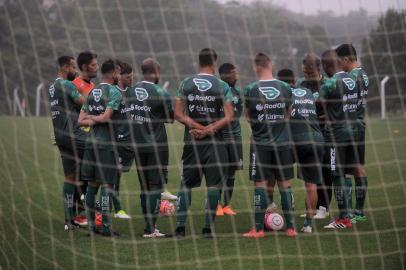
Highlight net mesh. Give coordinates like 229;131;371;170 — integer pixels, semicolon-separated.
0;0;406;269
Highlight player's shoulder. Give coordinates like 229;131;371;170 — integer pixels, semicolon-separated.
244;80;259;93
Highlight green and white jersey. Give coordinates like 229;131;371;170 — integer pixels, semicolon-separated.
319;71;358;142
176;74;233;142
350;67;369;125
244;79;292;149
290;87;323;143
114;86;131;142
126;81;173;152
48;77;86;144
81;82;122;150
222;86;243;140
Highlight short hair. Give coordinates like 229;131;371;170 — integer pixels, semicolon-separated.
101;59;117;75
254;53;271;68
218;63;236;75
141;58;160;75
335;44;358;61
116;60;133;75
77;51;97;71
199;48;217;67
321;50;340;69
57;56;74;68
277;69;295;85
302;53;321;69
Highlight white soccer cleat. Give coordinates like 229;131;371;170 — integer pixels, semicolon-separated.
161;190;178;201
324;218;352;229
266;202;277;213
114;210;131;219
313;206;330;219
300;225;313;233
143;228;166;238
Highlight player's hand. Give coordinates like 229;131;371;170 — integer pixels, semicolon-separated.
203;124;216;136
189;129;207;140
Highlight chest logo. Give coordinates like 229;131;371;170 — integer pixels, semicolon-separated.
362;74;369;87
92;89;102;102
232;96;239;104
292;88;307;97
193;78;212;92
135;87;149;101
343;78;356;91
49;85;55;98
259;87;280;100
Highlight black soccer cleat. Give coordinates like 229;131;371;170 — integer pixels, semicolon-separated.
202;227;213;239
165;226;185;239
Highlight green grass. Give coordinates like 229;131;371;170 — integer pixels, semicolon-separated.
0;116;405;270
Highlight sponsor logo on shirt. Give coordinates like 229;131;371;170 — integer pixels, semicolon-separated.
187;94;215;102
193;78;212;92
49;85;55;98
256;104;264;111
362;74;369;87
294;99;313;105
232;96;239;104
292;88;307;97
342;78;356;90
92;89;102;102
135;87;149;101
189;104;195;112
259;87;280;100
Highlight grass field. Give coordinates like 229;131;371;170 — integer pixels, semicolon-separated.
0;116;405;270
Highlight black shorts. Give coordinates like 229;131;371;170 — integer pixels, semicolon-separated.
181;143;227;188
81;147;119;185
249;145;294;181
56;139;85;178
134;151;168;187
293;142;324;184
117;143;135;172
225;139;243;171
329;141;357;177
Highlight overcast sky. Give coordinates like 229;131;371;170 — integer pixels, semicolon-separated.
218;0;406;15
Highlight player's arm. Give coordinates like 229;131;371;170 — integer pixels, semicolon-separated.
63;81;85;106
78;110;96;126
318;79;334;118
162;88;174;123
174;97;205;129
89;87;122;124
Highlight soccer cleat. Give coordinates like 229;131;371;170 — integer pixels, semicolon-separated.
324;218;353;229
300;225;313;233
143;228;166;238
202;227;213;239
313;206;330;219
266;202;277;213
73;215;88;227
351;214;367;224
222;205;237;216
114;210;131;219
95;212;102;228
161;190;178;201
165;226;186;239
243;228;265;238
64;222;78;231
216;205;224;216
286;228;298;237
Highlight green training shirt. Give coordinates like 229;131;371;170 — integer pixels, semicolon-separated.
222;85;243;140
297;76;328;125
125;81;173;152
350;67;369;125
176;74;233;143
81;82;122;150
48;78;86;144
244;79;292;149
114;86;131;142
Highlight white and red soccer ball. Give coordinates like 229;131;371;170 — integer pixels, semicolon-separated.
159;200;175;216
264;212;284;231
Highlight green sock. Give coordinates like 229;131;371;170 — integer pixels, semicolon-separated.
85;185;98;230
223;176;235;206
254;187;268;231
345;177;353;211
355;177;368;215
112;175;122;212
62;182;76;222
176;188;192;228
140;193;147;224
280;187;295;229
333;177;349;219
100;187;113;234
145;191;161;233
204;187;221;229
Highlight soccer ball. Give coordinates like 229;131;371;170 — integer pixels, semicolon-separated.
264;212;284;231
159;200;175;216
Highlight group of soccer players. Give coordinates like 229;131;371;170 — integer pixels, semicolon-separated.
49;44;368;238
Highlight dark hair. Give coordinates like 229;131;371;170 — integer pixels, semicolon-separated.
277;69;295;85
57;56;74;68
335;44;357;61
141;58;160;75
254;53;271;68
321;50;340;68
199;48;217;67
77;51;97;71
218;63;236;75
116;60;133;75
101;59;116;75
302;53;321;69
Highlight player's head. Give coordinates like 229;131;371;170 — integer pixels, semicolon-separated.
254;52;273;76
302;53;321;81
277;69;295;86
57;56;77;81
77;51;98;79
199;48;218;69
321;50;342;78
219;63;238;87
335;44;358;72
141;58;160;84
116;60;133;88
101;59;120;85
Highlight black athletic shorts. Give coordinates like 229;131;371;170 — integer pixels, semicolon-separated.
134;150;168;187
56;137;85;178
117;143;135;172
293;142;324;184
81;147;119;185
329;141;357;177
225;138;243;171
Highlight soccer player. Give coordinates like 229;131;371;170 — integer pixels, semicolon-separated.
169;48;234;239
78;59;122;237
336;44;368;223
124;58;174;237
216;62;243;216
278;68;324;233
73;51;98;96
48;56;86;230
319;50;358;229
243;53;296;238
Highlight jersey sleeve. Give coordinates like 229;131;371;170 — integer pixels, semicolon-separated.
106;86;122;110
157;85;174;120
176;77;189;99
62;80;82;102
243;83;254;109
220;80;233;104
81;97;89;112
319;78;336;100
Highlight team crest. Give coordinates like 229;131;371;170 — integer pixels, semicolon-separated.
292;88;307;97
193;78;212;92
232;96;239;104
342;78;356;90
49;85;55;98
313;92;320;100
259;87;280;100
362;74;369;87
92;89;102;102
135;87;148;101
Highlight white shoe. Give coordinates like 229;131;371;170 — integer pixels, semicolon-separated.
114;210;131;219
161;191;178;201
266;202;277;213
313;206;329;219
300;225;313;233
143;228;166;238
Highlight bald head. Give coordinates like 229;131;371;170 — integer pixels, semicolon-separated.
141;58;160;83
321;50;342;77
